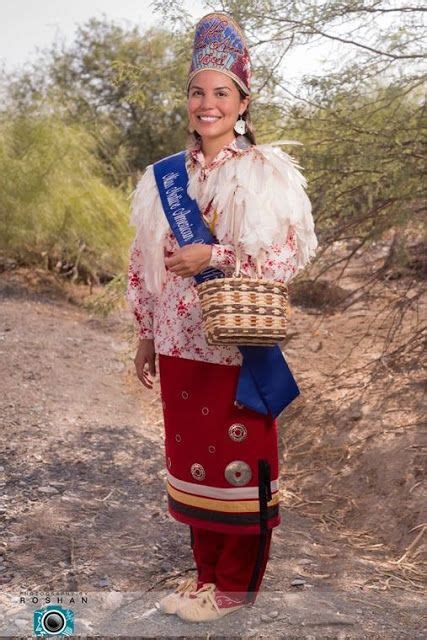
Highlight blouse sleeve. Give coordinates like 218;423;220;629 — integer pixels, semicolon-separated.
209;227;298;284
127;237;155;339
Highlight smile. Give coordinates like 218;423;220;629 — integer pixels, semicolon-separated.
197;116;221;122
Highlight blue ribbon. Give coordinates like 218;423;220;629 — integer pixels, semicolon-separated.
153;151;300;418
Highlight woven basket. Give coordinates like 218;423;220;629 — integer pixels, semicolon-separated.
197;255;288;347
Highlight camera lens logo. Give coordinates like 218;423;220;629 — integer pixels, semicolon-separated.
33;604;74;637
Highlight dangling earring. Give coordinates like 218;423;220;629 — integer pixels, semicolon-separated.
234;114;250;149
234;115;246;135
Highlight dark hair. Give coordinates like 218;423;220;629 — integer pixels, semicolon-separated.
186;79;256;147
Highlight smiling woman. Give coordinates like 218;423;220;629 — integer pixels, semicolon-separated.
187;71;249;165
127;11;318;624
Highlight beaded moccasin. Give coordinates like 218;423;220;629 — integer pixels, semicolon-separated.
176;584;247;622
158;577;199;614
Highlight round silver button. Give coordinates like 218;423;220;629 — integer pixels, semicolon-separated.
224;461;252;486
191;463;206;481
228;423;248;442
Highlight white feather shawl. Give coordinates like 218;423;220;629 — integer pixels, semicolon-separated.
130;144;318;295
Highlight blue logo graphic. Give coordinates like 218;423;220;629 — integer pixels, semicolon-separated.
33;604;74;637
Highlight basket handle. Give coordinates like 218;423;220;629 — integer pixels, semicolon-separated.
233;249;263;279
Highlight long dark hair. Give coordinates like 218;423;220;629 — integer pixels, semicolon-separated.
186;80;256;147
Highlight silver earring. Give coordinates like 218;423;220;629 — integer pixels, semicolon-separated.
234;116;246;135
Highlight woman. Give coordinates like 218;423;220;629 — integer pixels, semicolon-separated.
127;12;317;623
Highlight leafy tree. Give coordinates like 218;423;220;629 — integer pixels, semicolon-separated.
285;80;425;279
4;19;192;183
0;114;130;280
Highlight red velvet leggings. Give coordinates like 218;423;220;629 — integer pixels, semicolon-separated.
190;526;273;604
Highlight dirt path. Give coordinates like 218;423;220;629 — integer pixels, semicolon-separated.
0;275;424;638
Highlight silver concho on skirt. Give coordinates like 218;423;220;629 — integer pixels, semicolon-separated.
224;460;252;486
191;463;206;481
228;423;248;442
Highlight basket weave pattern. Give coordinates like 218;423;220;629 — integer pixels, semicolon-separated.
197;276;288;346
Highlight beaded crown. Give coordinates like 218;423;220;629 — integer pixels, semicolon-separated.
187;12;251;95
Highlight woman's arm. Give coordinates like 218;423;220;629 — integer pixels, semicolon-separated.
127;239;154;339
127;239;156;389
209;228;298;284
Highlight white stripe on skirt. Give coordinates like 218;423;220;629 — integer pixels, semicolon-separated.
167;471;279;501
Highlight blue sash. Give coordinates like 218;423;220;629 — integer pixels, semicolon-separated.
153;151;300;418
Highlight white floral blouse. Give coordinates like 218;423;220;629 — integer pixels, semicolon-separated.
127;139;316;366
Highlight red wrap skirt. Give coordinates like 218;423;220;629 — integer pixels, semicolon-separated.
158;354;281;535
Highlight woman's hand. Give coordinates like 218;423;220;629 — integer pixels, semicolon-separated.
134;338;156;389
164;245;212;277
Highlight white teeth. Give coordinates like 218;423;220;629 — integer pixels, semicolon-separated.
198;116;220;122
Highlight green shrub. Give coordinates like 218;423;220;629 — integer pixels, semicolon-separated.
0;114;131;280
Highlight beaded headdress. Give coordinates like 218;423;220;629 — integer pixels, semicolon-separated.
187;12;251;95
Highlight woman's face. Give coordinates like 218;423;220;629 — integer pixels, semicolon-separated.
187;70;249;143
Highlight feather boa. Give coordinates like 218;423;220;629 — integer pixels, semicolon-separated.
130;144;318;295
